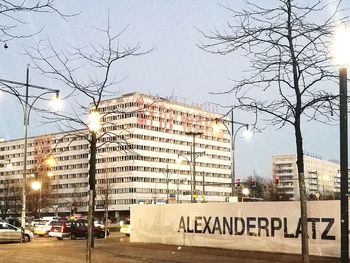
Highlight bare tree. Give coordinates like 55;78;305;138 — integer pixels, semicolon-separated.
246;175;267;199
0;180;13;218
198;1;349;262
0;0;72;45
261;179;291;201
0;179;22;218
96;167;114;238
65;183;88;216
26;183;40;218
25;16;152;249
26;163;54;218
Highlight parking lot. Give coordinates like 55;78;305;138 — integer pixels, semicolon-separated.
0;232;340;263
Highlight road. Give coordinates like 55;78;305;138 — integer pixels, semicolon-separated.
0;233;340;263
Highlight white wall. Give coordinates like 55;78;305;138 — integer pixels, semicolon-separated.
131;201;342;258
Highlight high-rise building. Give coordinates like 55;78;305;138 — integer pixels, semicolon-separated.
272;153;339;200
0;92;232;219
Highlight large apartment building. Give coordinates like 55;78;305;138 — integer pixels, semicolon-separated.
272;153;340;200
0;92;232;219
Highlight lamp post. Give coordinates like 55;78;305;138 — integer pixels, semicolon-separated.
173;159;187;203
177;149;205;203
333;26;350;263
185;131;203;200
339;64;349;261
163;164;171;203
339;66;348;263
0;65;61;232
214;111;253;199
176;174;186;203
177;154;192;202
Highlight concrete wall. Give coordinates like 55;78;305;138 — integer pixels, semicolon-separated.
131;201;342;258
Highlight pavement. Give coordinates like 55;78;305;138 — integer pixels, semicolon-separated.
0;232;341;263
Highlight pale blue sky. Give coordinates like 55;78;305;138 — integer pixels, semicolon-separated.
0;0;343;179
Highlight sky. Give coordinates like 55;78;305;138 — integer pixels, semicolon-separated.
0;0;345;179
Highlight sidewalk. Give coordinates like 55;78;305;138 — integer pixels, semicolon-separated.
0;233;339;263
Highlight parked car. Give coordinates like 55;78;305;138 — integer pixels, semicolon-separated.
49;218;109;240
119;219;131;236
31;217;61;227
94;219;105;229
30;219;42;227
34;219;59;236
0;222;34;243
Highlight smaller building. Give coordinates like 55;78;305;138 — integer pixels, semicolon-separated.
272;153;340;200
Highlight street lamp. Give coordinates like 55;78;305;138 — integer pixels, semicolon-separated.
333;25;350;263
0;65;61;230
49;95;63;111
87;110;101;249
177;149;205;203
162;164;171;203
177;154;192;202
88;111;101;132
31;156;57;219
31;181;41;191
213;111;253;199
184;131;204;202
31;180;42;218
241;187;250;202
45;156;57;168
175;175;187;204
45;157;58;216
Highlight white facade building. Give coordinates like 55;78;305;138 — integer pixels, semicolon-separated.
0;92;232;219
272;153;340;200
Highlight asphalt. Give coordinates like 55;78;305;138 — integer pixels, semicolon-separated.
0;233;341;263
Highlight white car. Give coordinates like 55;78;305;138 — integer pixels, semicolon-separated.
34;220;57;236
94;220;105;229
119;219;131;236
0;222;34;243
30;219;42;227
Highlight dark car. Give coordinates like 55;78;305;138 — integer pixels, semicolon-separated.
49;218;108;240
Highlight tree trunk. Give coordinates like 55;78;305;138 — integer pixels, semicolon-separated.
285;0;309;260
88;131;97;248
104;205;108;239
295;118;309;263
86;190;93;263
